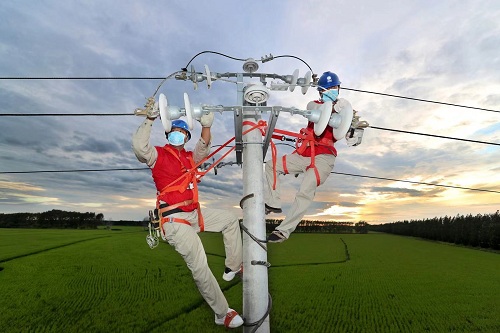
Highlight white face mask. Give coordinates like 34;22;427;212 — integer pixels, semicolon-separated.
167;131;186;146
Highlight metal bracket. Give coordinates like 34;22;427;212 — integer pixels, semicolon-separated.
262;108;280;158
234;108;243;165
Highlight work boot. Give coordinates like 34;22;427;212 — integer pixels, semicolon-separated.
267;230;287;243
215;308;244;328
222;264;243;281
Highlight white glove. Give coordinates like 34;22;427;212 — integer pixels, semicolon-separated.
346;128;364;147
199;112;214;127
146;102;159;119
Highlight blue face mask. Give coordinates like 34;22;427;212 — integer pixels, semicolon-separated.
167;131;186;146
321;89;339;102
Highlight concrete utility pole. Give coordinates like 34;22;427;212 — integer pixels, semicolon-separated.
238;75;270;333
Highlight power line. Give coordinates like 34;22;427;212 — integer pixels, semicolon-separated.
0;113;498;147
342;87;500;113
0;77;165;80
369;126;500;146
0;113;131;116
0;168;149;174
0;76;498;113
1;167;498;194
332;171;500;194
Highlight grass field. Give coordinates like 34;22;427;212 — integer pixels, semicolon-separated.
0;228;498;332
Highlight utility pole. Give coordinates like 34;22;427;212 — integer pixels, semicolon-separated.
238;74;270;332
140;55;350;332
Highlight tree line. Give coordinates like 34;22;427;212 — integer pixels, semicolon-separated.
0;209;104;229
369;211;500;250
265;219;369;234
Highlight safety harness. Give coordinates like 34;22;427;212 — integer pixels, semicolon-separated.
145;119;336;248
148;145;204;244
147;126;256;248
270;126;336;188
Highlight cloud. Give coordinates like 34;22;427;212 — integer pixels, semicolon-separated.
0;0;498;223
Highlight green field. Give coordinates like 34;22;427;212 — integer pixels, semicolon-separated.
0;228;498;332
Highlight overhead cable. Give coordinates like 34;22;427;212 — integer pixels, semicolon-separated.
332;171;500;194
0;113;498;146
342;87;499;113
0;77;165;80
369;126;500;146
0;77;497;113
0;168;149;174
183;51;247;70
1;167;498;194
0;113;132;116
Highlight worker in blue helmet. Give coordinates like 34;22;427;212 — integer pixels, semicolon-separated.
166;119;192;143
264;71;368;243
317;71;341;92
132;102;244;329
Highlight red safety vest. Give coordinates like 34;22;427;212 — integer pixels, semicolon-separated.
300;100;337;157
278;100;338;187
151;145;198;212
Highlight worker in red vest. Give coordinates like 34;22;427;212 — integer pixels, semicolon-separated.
132;107;243;329
265;71;365;243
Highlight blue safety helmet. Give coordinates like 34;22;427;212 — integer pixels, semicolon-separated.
317;71;341;91
169;119;191;141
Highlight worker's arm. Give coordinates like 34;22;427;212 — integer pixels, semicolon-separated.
193;114;213;163
132;117;158;168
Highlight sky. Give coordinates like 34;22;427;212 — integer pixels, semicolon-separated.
0;0;499;224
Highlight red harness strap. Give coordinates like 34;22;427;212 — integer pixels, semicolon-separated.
156;146;205;231
271;127;325;187
160;216;191;229
305;138;321;186
154;122;266;231
282;155;288;176
241;120;329;188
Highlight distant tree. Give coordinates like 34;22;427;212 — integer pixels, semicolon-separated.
368;211;500;250
354;221;369;234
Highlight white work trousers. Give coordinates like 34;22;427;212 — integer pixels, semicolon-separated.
161;207;242;317
264;153;336;238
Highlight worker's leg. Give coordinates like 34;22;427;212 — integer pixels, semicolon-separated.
264;156;283;209
264;153;309;209
162;221;228;317
201;208;242;272
276;154;335;238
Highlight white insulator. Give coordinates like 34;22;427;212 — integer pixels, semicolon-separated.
159;93;172;132
289;69;299;92
244;83;269;104
243;58;259;73
301;71;312;95
183;93;194;130
269;82;290;91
